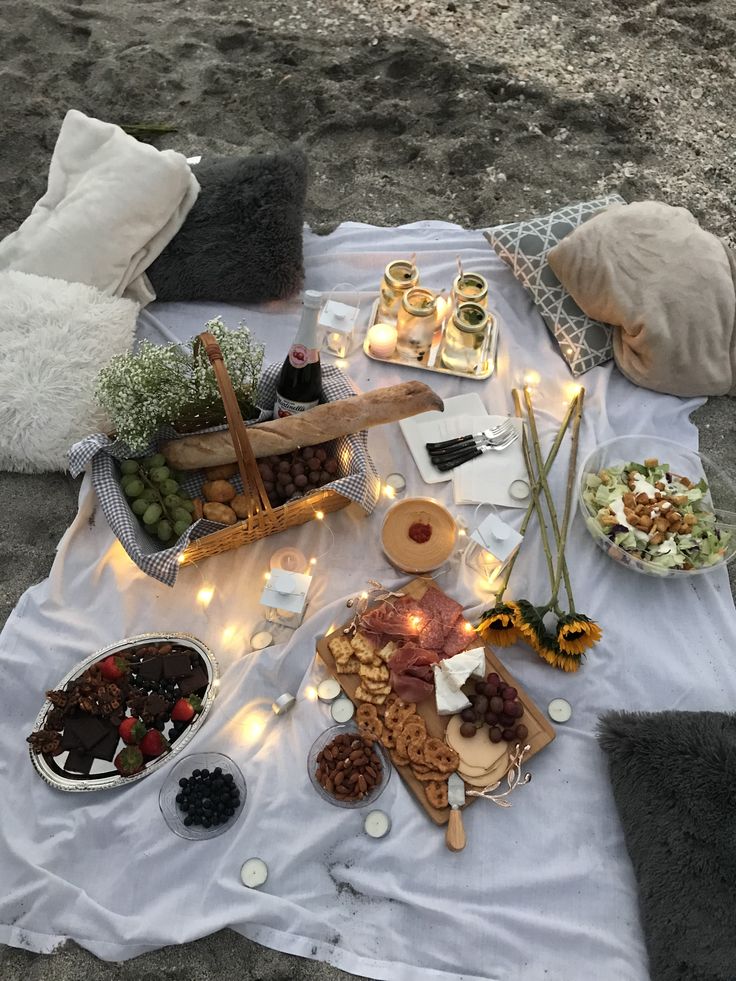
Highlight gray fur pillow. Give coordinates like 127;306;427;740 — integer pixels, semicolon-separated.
147;148;307;303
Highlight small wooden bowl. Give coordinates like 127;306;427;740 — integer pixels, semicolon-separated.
381;497;457;573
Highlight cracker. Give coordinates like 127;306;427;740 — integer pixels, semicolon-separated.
390;748;410;767
413;769;450;783
376;642;397;664
351;634;380;665
360;678;391;695
335;657;361;675
358;663;389;683
328;635;354;663
355;684;387;705
425;780;449;809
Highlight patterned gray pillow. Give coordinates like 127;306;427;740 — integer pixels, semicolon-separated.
487;195;625;375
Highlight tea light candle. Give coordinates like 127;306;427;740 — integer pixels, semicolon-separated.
364;810;391;838
382;472;407;500
272;693;296;715
330;695;355;723
241;858;269;888
317;678;342;703
548;698;572;723
368;322;398;359
270;547;308;574
250;630;273;651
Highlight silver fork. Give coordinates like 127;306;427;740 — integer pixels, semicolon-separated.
432;428;518;472
426;418;514;455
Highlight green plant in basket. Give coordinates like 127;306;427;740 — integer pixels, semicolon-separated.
120;455;196;544
95;318;264;452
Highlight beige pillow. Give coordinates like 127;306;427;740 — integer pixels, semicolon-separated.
548;201;736;397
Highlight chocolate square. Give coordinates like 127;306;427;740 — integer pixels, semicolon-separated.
137;658;162;682
61;726;84;751
178;667;208;696
65;716;109;751
65;750;94;774
161;654;192;679
90;728;120;762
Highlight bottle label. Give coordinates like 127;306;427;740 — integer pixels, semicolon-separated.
288;344;320;369
274;393;320;418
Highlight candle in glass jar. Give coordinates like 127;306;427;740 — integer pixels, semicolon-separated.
396;287;439;362
367;322;398;359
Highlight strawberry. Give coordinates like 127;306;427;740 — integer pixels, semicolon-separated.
114;746;144;776
170;695;202;724
119;717;146;745
139;729;170;758
99;655;129;682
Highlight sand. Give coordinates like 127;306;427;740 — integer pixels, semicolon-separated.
0;0;734;977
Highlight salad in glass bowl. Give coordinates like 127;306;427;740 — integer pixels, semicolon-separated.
578;436;736;577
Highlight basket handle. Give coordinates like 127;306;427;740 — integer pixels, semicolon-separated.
195;332;273;523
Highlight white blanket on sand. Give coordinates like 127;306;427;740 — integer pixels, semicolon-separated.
1;222;735;981
0;109;199;306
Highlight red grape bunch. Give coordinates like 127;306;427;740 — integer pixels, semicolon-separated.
458;671;529;745
256;444;339;508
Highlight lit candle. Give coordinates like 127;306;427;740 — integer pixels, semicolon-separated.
270;547;308;574
317;678;342;703
240;858;269;888
382;472;406;499
364;810;391;839
367;322;398;359
330;696;355;723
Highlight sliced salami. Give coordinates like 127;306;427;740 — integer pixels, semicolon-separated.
419;587;463;624
418;617;446;652
442;619;473;658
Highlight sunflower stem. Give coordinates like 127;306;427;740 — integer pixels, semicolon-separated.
496;393;578;597
523;387;577;611
549;388;585;607
512;390;556;589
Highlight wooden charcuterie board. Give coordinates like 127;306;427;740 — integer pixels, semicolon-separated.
316;577;555;825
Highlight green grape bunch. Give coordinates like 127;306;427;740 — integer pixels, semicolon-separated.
119;454;197;545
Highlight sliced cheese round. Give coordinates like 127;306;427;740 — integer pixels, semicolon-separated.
460;754;510;788
445;716;509;770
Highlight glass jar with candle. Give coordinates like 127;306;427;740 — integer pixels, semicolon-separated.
452;272;488;309
378;260;419;321
396;287;439;362
441;302;490;373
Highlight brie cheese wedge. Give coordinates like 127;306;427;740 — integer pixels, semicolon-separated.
439;647;487;691
434;664;472;715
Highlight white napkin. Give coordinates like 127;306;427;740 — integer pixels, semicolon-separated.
452;417;528;508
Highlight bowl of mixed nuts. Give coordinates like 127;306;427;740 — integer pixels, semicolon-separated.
308;724;391;809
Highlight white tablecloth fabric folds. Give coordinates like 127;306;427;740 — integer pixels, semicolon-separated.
1;222;735;981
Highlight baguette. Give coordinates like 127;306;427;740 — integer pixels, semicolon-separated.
162;381;444;471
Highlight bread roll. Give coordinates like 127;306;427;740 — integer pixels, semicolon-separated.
162;381;443;471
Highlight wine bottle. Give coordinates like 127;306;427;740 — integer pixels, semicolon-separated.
274;290;323;418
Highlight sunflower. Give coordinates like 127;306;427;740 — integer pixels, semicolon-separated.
477;602;518;647
532;629;583;673
510;599;548;650
556;614;602;656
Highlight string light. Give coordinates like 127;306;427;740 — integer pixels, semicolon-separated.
304;686;318;702
264;571;271;581
314;510;325;521
309;557;317;567
360;591;369;601
523;370;541;387
197;586;214;606
177;553;186;565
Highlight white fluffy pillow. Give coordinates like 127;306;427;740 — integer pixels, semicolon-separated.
0;271;138;472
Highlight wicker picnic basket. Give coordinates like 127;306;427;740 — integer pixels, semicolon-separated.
178;331;350;566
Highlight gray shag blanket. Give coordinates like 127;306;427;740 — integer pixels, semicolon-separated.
598;711;736;981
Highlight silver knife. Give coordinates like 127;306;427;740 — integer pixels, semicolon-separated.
446;772;466;851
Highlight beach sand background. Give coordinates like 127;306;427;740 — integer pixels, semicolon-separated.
1;0;734;977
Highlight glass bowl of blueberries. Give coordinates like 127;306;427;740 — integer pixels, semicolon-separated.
159;752;246;840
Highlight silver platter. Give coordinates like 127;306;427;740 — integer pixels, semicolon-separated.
29;632;219;793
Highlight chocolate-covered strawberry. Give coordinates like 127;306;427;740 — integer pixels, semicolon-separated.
170;695;202;725
140;729;170;758
119;717;146;745
114;746;144;776
99;655;129;682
